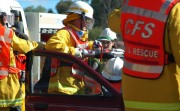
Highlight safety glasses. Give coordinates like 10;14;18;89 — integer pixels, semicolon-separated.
83;16;95;30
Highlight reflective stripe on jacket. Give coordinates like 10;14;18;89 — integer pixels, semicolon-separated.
121;0;179;79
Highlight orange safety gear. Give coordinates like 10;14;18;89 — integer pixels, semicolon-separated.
0;27;19;80
121;0;180;111
15;54;26;79
50;57;59;77
121;0;178;79
64;27;89;49
0;23;38;108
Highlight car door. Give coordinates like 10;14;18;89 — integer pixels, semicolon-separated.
25;50;124;111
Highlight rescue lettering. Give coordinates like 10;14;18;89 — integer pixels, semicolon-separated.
126;46;131;54
125;19;155;38
133;48;158;58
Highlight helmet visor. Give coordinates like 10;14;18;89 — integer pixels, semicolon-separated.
84;16;94;30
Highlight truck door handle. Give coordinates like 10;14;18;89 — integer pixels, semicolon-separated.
34;103;48;110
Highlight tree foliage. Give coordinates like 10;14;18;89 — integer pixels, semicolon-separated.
47;9;54;13
89;27;103;40
55;1;72;14
91;0;122;28
24;5;47;12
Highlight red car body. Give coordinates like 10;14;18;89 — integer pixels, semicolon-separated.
25;50;124;111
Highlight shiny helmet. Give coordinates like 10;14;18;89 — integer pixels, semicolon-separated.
66;1;95;30
102;57;123;81
98;28;117;41
0;4;14;27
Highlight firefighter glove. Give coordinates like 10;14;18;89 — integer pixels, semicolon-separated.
75;48;83;58
37;42;46;50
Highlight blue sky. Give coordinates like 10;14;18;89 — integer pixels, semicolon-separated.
17;0;60;13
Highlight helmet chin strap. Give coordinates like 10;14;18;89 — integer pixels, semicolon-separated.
68;23;81;31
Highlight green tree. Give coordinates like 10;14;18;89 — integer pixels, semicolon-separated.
89;27;103;40
81;0;91;3
55;1;72;14
24;5;47;12
91;0;122;28
47;9;54;13
35;5;47;12
24;6;34;12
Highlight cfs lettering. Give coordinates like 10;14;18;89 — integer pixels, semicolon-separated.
125;19;155;38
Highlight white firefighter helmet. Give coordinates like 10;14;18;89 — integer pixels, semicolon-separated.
66;1;94;19
98;28;117;41
102;57;123;81
66;1;94;30
0;3;14;27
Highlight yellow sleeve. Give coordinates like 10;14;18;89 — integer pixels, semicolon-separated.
45;29;76;55
12;33;38;53
165;3;180;65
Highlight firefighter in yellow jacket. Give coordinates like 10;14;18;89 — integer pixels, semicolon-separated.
45;1;100;95
108;0;180;111
0;6;40;111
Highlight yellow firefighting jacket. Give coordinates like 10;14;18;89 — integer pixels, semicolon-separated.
45;27;93;95
0;24;38;108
